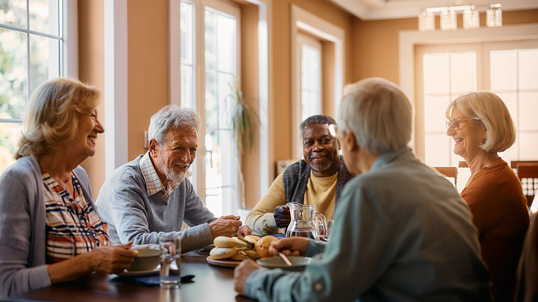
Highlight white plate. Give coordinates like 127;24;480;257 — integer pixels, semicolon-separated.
116;266;160;277
206;257;242;268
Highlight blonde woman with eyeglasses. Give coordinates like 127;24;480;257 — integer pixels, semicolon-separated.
445;91;529;302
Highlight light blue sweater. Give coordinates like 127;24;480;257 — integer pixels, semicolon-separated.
245;149;493;302
95;155;217;253
0;155;94;297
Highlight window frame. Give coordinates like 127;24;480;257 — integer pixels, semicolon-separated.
0;0;77;171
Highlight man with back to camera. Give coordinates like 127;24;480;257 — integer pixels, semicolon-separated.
235;78;492;301
96;105;250;253
245;115;354;236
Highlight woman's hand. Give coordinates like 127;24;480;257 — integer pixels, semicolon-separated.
269;237;309;256
87;243;139;274
47;243;139;283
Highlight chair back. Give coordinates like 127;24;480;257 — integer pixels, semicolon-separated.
516;163;538;207
433;167;458;187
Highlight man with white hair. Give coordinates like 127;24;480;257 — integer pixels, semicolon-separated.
96;105;250;253
234;78;492;301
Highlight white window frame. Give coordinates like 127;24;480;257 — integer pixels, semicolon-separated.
169;0;273;208
0;0;77;161
291;5;345;159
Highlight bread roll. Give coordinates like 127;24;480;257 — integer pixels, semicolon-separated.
255;236;279;258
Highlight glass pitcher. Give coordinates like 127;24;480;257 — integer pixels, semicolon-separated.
285;202;328;240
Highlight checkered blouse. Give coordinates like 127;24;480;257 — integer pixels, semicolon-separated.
43;170;111;263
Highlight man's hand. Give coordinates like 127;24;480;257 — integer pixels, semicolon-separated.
234;259;261;295
238;225;252;236
87;243;139;274
210;215;243;238
269;237;309;257
273;205;291;228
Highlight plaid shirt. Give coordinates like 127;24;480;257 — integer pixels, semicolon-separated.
139;151;179;196
43;171;111;263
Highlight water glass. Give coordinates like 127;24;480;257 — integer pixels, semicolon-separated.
328;219;335;239
159;234;181;288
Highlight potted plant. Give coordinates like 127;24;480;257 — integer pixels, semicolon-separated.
228;78;259;209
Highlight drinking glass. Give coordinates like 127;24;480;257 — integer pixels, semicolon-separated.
159;234;181;288
327;219;335;240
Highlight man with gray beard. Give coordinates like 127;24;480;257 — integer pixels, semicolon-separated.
246;115;354;236
96;105;250;253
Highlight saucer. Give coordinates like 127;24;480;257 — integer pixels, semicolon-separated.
116;266;160;277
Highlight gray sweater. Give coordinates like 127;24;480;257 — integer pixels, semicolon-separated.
0;155;93;297
95;155;217;252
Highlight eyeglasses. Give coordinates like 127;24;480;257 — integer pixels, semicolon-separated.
445;118;481;131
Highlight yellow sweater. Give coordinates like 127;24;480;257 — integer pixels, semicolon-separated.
245;171;337;236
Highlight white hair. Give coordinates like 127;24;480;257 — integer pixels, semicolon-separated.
337;77;412;154
148;105;201;145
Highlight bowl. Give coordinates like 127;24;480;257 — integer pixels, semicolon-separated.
256;256;312;272
127;249;161;272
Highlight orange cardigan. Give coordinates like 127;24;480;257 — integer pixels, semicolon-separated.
462;158;529;302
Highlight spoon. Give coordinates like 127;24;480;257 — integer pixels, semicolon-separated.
278;252;293;266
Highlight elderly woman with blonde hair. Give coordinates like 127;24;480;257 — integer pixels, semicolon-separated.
445;91;529;302
233;78;492;301
0;78;137;297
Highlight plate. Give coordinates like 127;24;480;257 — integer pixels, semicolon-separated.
206;257;242;268
116;266;160;277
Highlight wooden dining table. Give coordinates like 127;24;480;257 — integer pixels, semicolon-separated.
11;251;257;302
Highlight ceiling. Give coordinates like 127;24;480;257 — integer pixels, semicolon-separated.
330;0;538;20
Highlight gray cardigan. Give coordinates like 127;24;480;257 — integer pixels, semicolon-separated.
95;155;217;253
0;155;94;297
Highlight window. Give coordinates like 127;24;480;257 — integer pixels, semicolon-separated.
0;0;65;174
203;6;239;217
180;0;241;217
298;34;322;123
180;1;195;110
422;51;476;167
290;6;345;159
490;48;538;161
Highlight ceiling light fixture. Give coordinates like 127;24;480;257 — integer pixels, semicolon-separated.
463;6;480;29
418;3;502;32
418;10;435;31
487;4;502;27
440;9;457;31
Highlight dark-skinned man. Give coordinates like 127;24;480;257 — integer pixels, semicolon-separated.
245;115;354;236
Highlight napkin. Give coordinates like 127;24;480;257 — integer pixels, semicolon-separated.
113;274;195;287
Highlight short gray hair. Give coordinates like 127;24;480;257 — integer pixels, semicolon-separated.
337;77;412;154
299;115;336;137
148;105;201;144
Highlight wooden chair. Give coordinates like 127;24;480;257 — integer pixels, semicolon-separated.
458;161;468;168
516;163;538;207
433;167;458;187
511;160;538;169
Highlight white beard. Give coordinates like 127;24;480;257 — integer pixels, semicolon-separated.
158;156;189;183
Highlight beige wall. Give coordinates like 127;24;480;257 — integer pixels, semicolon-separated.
240;3;261;209
127;0;170;160
78;0;105;198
